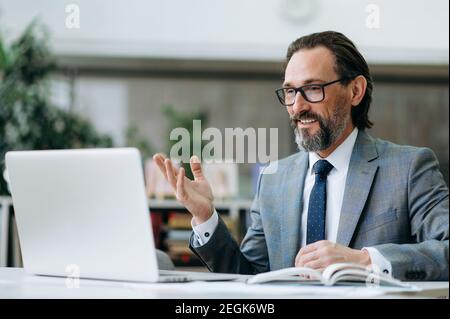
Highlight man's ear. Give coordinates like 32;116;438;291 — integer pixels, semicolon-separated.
350;75;367;107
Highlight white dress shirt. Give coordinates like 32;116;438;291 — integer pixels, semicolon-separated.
192;128;392;275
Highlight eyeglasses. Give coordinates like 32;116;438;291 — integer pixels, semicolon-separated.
275;78;345;106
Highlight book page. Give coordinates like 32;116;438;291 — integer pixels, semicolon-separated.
247;267;322;285
322;263;415;288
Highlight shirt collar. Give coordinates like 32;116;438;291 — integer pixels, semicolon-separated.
308;127;359;175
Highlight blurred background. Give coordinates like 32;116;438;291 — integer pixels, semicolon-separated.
0;0;448;268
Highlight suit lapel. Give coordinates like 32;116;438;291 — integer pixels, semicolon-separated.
336;131;379;247
280;152;308;268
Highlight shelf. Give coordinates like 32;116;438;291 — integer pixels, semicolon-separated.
149;198;253;220
149;198;253;267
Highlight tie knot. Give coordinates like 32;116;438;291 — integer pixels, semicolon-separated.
313;160;334;177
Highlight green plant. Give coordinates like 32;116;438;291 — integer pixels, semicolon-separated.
0;21;113;195
125;123;153;160
162;104;208;180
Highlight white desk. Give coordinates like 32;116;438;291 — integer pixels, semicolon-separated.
0;268;448;299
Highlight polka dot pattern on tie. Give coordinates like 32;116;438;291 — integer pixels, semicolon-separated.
306;160;334;245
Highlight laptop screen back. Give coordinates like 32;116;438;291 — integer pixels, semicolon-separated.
6;148;159;282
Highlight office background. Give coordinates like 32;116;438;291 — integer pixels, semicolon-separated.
0;0;448;268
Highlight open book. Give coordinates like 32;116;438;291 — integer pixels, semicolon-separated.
247;263;414;288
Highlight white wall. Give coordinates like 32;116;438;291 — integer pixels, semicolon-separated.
0;0;448;64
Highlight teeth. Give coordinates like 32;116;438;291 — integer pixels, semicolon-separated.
300;119;316;124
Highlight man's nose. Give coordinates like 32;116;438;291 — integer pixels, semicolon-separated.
292;91;310;115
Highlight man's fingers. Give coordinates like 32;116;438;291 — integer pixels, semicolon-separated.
164;159;177;190
153;154;168;179
155;153;179;182
296;251;319;267
299;240;330;256
296;241;332;266
297;243;317;260
190;155;205;181
304;259;326;270
298;244;315;256
295;250;304;267
305;254;336;270
295;244;314;266
173;164;178;178
176;167;186;200
153;153;166;161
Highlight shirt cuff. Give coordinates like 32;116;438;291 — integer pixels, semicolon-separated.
363;247;393;277
191;210;219;246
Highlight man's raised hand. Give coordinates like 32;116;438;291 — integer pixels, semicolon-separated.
152;153;214;224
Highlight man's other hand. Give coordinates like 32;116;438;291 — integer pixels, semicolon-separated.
295;240;371;271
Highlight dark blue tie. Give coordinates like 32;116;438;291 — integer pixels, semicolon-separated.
306;160;334;245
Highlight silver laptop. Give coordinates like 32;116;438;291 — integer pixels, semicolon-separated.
5;148;243;283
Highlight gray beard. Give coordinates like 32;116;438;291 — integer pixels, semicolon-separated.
294;106;349;152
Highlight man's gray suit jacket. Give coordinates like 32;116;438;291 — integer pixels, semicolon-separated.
190;130;449;281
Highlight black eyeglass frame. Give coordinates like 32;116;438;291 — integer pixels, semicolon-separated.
275;78;347;106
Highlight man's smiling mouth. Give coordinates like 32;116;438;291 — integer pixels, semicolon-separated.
299;119;317;124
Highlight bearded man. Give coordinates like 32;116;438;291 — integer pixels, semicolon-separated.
153;31;449;281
